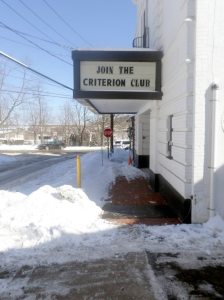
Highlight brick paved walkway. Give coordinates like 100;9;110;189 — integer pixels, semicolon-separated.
102;176;180;225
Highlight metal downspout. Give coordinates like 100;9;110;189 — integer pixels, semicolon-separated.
209;83;219;218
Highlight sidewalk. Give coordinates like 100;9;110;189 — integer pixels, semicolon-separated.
1;177;223;299
102;175;180;225
3;250;223;299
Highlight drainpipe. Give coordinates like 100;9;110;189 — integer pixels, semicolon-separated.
208;82;219;218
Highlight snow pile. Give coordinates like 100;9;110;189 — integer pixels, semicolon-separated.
140;215;224;253
0;185;102;250
0;149;224;268
0;149;146;265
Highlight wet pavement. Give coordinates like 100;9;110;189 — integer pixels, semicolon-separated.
146;251;224;299
0;252;155;299
1;251;224;299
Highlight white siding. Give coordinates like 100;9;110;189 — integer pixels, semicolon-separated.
192;0;224;222
134;0;224;222
147;0;195;199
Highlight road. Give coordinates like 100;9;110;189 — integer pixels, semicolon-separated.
0;152;82;190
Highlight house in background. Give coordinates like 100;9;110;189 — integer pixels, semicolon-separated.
0;125;65;145
72;0;224;224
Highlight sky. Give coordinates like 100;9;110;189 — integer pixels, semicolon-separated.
0;148;224;297
0;0;137;117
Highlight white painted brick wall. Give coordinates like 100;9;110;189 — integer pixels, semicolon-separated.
134;0;224;222
158;164;192;197
192;0;224;222
158;26;193;196
136;0;195;199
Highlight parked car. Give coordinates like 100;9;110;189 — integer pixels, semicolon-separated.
121;140;130;150
37;141;65;150
114;140;130;150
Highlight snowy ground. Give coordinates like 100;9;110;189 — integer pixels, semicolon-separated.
0;144;104;152
0;148;224;298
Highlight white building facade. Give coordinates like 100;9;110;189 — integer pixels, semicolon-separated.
132;0;224;223
72;0;224;224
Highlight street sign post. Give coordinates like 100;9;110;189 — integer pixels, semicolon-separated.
104;128;112;158
103;128;112;138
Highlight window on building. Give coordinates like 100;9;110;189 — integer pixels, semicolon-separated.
167;115;173;159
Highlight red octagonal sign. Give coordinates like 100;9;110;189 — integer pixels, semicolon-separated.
104;128;112;138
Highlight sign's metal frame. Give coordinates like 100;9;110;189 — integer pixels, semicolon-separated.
72;50;162;100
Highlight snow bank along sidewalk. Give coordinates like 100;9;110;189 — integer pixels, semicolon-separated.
0;150;224;270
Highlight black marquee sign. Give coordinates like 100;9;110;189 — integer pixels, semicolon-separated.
72;50;162;100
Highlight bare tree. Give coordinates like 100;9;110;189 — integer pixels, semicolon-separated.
27;87;51;144
58;100;75;145
73;102;92;145
27;101;39;144
0;63;27;127
88;114;111;146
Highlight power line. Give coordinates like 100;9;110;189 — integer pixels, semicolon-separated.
1;85;72;97
18;0;77;48
0;34;71;59
0;21;72;66
42;0;93;47
0;0;63;49
0;34;38;50
1;84;72;96
1;72;68;89
0;50;73;91
0;24;72;51
1;89;73;99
